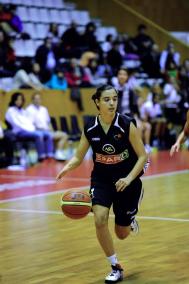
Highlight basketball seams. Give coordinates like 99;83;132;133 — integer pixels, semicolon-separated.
61;191;92;219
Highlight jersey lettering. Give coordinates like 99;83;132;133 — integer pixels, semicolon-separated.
96;149;129;164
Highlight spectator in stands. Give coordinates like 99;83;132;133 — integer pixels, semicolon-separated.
0;119;16;167
162;77;181;124
26;93;68;161
140;91;167;149
101;34;114;53
133;24;154;58
141;43;161;78
0;4;22;34
178;59;189;114
81;21;103;62
45;67;68;91
47;23;60;46
83;58;108;86
111;68;138;114
160;42;180;76
35;37;57;82
0;29;16;77
5;92;54;162
60;22;82;59
122;33;138;57
107;41;123;75
12;62;45;90
65;58;91;88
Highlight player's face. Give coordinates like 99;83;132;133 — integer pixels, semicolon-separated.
97;89;118;114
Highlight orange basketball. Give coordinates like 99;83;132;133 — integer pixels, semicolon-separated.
61;191;91;219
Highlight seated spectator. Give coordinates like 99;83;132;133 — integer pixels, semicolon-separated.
26;93;68;160
81;22;103;61
160;42;180;76
0;4;22;34
178;59;189;113
162;77;181;124
35;37;57;82
65;58;91;87
101;34;114;53
45;68;68;91
107;41;123;75
5;92;54;162
141;43;161;78
0;119;16;167
11;62;45;90
133;97;152;153
133;24;154;58
140;92;167;149
47;23;60;46
83;58;108;86
122;33;138;58
0;29;16;77
59;22;82;59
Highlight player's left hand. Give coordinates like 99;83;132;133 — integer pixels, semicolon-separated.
115;177;132;192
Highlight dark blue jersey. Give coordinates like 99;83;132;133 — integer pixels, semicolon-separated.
84;112;143;182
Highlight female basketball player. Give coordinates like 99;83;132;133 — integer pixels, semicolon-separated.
170;110;189;156
56;85;147;283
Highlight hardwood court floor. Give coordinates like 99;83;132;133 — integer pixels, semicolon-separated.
0;151;189;284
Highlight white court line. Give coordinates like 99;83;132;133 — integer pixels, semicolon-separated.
0;186;88;204
0;208;188;223
0;169;189;204
0;174;88;182
1;169;189;181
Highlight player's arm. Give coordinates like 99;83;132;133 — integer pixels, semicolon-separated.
116;122;148;191
170;111;189;156
56;132;90;180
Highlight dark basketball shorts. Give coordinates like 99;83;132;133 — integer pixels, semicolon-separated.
89;178;143;226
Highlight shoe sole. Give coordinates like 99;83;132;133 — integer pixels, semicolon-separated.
105;277;123;283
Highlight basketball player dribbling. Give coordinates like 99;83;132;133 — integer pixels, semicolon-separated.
170;110;189;156
56;85;147;283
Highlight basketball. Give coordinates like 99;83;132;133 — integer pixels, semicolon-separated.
61;191;91;219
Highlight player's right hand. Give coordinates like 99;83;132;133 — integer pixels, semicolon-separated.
56;168;67;181
170;143;180;156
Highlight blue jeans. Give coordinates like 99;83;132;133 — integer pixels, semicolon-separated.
16;130;54;159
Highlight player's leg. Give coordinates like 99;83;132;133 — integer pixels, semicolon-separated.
92;205;114;256
90;183;124;283
113;179;143;239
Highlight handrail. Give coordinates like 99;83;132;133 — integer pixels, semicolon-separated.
112;0;189;48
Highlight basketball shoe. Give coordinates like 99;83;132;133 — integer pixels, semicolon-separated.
105;263;124;283
130;218;139;234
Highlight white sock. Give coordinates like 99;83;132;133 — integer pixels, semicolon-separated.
107;254;118;266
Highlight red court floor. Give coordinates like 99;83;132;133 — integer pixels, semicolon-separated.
0;150;189;202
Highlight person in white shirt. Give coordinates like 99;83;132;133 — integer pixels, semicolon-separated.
5;92;54;161
140;92;166;148
26;93;68;160
12;63;45;91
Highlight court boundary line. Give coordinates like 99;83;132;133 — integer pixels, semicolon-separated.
0;207;188;223
0;169;188;204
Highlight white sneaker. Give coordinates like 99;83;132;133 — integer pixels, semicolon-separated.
130;218;139;235
55;150;66;161
105;264;124;283
144;144;152;154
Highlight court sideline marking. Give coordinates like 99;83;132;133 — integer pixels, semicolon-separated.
0;169;189;204
0;207;188;223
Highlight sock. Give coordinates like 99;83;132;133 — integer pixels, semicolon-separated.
107;254;118;266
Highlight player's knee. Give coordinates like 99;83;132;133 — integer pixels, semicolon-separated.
115;226;130;240
94;214;108;227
